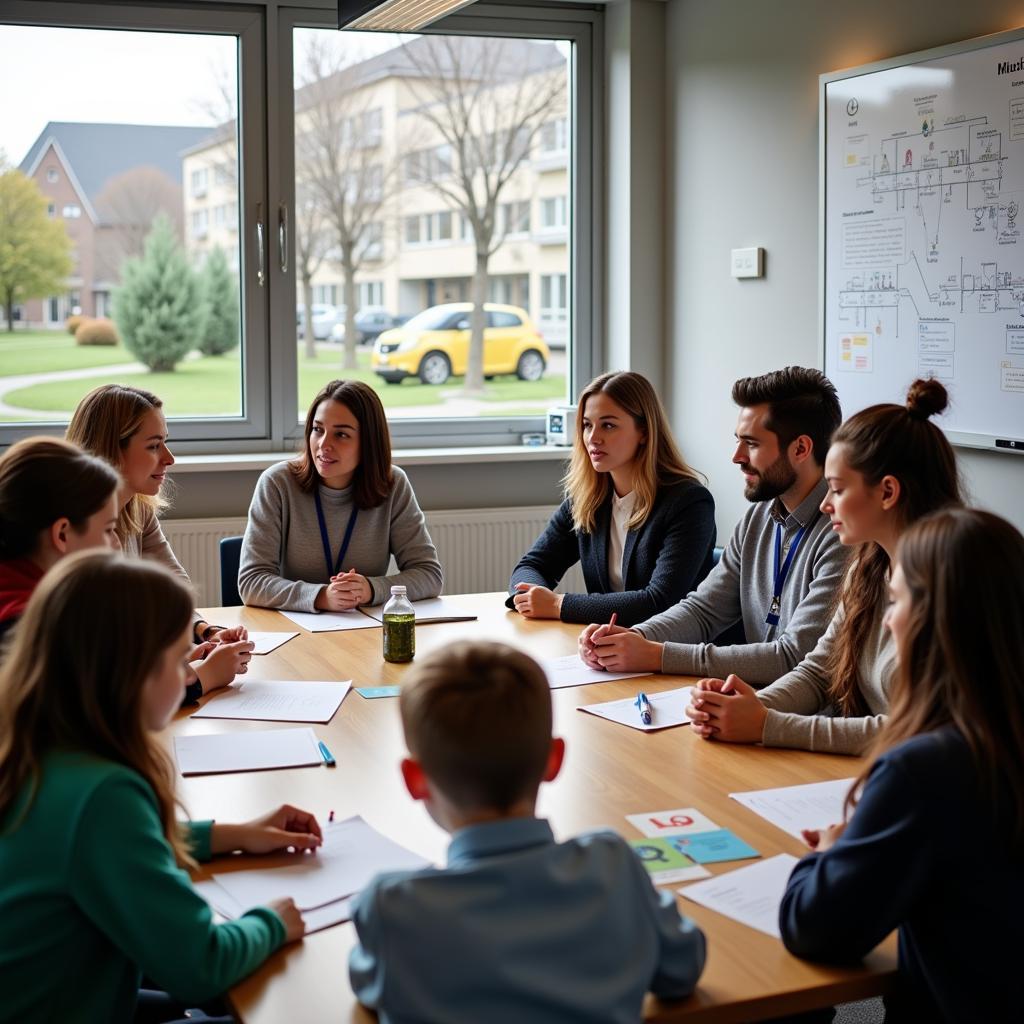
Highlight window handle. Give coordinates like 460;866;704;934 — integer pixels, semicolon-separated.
256;204;266;287
278;203;289;274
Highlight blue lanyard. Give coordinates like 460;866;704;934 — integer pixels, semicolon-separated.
314;490;359;578
765;521;808;627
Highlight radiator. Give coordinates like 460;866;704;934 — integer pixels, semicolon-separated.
161;507;584;607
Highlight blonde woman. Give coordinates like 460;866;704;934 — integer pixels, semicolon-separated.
68;385;252;696
508;372;715;626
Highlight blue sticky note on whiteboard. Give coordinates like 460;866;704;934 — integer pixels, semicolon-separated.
667;829;759;864
356;686;401;699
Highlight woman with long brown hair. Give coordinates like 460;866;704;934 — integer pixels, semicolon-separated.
0;551;320;1021
686;378;962;753
779;507;1024;1019
507;371;715;626
239;379;442;610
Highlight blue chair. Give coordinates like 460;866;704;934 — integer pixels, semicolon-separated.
712;545;724;567
219;535;244;607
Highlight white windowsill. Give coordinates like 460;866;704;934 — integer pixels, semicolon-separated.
171;444;572;474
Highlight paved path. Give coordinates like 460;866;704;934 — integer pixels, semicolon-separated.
0;361;147;418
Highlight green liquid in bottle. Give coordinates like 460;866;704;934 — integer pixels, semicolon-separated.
383;613;415;663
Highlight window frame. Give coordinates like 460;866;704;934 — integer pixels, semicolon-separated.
0;0;270;450
0;1;601;453
278;2;599;449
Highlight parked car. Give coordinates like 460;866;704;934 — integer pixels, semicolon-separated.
372;303;549;385
296;304;343;341
329;307;403;346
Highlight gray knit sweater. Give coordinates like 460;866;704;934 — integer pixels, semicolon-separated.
238;461;443;611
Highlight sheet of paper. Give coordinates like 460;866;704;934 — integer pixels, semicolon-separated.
174;726;324;775
278;608;381;633
211;815;430;912
578;686;694;731
667;829;760;865
541;654;649;690
356;685;401;699
247;631;299;655
193;879;353;935
629;838;711;884
191;680;351;723
679;854;799;939
360;596;478;624
730;778;856;839
626;807;722;838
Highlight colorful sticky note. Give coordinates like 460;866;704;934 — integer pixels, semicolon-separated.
356;686;401;699
629;838;711;884
667;829;760;864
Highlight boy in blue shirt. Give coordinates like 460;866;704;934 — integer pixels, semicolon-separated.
348;640;706;1024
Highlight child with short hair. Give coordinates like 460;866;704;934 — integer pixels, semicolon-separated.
348;640;706;1023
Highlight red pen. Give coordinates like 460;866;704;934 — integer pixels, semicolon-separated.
608;612;618;629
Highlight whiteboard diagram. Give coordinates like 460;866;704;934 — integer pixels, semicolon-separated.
822;29;1024;451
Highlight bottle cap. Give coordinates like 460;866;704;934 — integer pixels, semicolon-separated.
390;585;407;595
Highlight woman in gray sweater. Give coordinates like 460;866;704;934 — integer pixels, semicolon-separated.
686;379;963;754
239;380;442;612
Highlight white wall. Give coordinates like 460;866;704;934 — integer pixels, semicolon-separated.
666;0;1024;537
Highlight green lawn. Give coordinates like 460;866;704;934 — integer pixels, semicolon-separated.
0;329;134;375
2;341;567;419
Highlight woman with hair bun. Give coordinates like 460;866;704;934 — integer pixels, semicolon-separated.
687;378;963;754
507;371;715;626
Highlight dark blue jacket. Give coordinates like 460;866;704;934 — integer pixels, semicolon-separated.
507;479;715;626
780;727;1024;1022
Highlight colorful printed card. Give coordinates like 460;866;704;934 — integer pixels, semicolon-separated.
626;808;721;838
629;838;711;884
666;829;760;864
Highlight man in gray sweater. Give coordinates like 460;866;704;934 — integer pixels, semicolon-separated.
579;367;848;686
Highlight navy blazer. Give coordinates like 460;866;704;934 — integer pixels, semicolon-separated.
507;479;716;626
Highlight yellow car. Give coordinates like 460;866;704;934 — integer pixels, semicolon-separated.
372;303;550;385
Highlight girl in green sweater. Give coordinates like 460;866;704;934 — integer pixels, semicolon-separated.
0;551;322;1023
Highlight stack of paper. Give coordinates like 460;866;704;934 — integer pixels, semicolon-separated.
541;654;649;690
194;816;430;934
360;596;477;624
278;609;381;633
191;680;351;723
578;686;694;731
730;778;855;839
174;726;326;775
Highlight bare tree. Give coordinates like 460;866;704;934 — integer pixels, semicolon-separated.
297;36;398;370
94;166;184;280
295;183;332;360
401;36;565;394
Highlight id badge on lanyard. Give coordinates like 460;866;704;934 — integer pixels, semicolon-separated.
314;490;359;577
766;522;807;628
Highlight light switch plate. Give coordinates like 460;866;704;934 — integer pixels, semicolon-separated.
731;247;764;278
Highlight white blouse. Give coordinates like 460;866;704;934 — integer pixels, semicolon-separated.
607;490;636;592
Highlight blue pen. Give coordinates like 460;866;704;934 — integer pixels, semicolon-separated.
635;692;652;725
318;740;336;766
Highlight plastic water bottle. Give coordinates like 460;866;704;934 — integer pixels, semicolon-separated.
382;585;415;663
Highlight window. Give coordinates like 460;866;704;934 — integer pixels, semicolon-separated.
540;195;567;230
359;281;384;308
488;310;522;328
539;117;568;154
540;273;568;320
61;204;81;218
47;202;55;217
1;2;593;449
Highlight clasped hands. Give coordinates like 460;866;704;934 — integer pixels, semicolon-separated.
316;568;372;611
190;625;254;695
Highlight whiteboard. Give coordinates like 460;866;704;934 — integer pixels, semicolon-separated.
821;28;1024;453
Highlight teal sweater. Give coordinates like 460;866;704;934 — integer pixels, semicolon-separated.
0;751;285;1023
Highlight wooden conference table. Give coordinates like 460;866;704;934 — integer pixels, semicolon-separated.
168;597;896;1023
